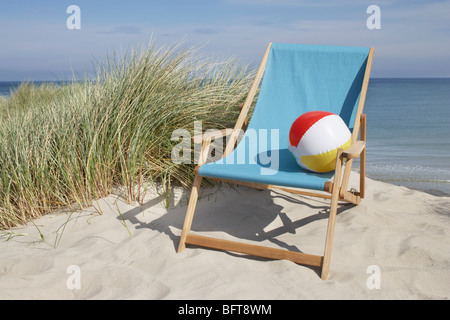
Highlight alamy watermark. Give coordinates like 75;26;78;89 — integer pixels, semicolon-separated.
65;5;380;31
171;121;280;175
66;265;81;290
366;265;381;289
67;5;81;30
367;5;381;30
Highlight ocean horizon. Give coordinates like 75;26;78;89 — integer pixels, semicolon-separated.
1;78;449;196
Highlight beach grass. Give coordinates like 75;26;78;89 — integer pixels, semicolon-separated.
0;40;254;229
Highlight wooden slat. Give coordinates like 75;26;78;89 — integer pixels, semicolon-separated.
339;159;353;199
224;43;272;157
342;141;366;159
216;177;361;204
274;187;332;199
341;190;361;205
352;47;375;143
321;149;343;280
185;234;324;268
215;178;333;199
216;178;273;190
238;103;249;132
178;175;203;253
360;114;367;199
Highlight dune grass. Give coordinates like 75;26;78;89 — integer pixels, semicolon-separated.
0;41;255;229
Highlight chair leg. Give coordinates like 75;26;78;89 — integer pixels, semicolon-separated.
178;174;203;253
360;113;367;199
360;147;366;199
321;149;343;280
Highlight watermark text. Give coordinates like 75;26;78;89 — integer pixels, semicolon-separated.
367;5;381;30
67;5;81;30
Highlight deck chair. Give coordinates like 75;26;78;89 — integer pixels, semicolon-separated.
178;43;374;280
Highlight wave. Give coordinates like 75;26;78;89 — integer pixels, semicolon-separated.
353;162;450;194
375;177;450;184
360;163;450;177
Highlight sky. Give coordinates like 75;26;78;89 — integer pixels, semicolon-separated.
0;0;449;81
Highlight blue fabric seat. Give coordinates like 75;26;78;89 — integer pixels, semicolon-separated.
199;43;371;191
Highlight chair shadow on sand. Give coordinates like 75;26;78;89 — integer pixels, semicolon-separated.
116;184;355;275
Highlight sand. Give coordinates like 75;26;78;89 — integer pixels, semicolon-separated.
0;173;449;300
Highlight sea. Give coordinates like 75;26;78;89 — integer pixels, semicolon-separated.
363;78;450;196
1;78;450;196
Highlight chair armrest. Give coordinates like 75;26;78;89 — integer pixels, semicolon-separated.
342;141;366;159
191;128;234;144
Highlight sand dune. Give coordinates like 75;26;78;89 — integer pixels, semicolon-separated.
1;173;449;300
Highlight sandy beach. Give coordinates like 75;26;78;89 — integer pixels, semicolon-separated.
1;172;449;300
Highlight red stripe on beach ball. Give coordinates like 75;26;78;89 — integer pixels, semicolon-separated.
289;111;334;147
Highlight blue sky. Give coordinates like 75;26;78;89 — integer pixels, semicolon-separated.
0;0;449;80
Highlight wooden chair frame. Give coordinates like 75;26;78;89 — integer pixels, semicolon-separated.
178;43;374;280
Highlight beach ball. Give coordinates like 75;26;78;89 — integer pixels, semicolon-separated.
288;111;352;173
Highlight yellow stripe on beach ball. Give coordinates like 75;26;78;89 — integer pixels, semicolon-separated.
300;138;352;173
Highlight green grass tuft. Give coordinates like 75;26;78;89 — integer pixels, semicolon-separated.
0;40;255;229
